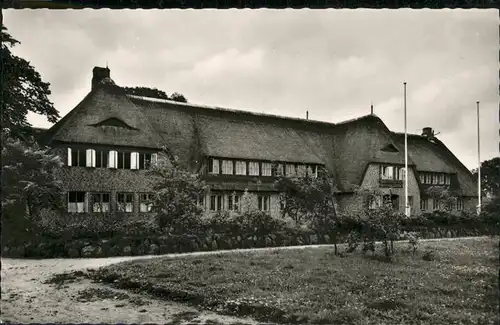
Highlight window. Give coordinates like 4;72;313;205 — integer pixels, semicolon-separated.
68;191;85;213
208;158;220;174
307;165;318;178
286;164;296;177
297;165;307;177
117;152;131;169
408;196;413;209
108;150;118;168
139;193;154;212
117;193;134;212
131;152;139;170
438;174;445;185
228;194;241;211
258;195;270;211
419;174;425;183
222;160;234;175
95;150;108;168
210;194;223;211
431;174;438;185
90;193;110;213
274;163;284;177
396;167;406;181
445;174;451;185
248;162;259;176
139;153;152;169
420;198;429;211
261;162;272;176
457;197;464;211
433;198;440;210
68;148;86;167
86;149;96;167
380;166;394;180
235;161;246;175
368;196;381;210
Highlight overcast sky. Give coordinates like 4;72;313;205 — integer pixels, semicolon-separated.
4;9;498;170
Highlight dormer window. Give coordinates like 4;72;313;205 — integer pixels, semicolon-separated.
208;158;220;174
248;162;260;176
262;162;272;176
420;172;451;185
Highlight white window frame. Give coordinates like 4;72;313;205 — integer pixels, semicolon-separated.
139;193;154;212
151;153;158;166
90;193;110;213
248;162;259;176
117;192;134;212
296;165;307;177
222;160;233;175
380;166;394;180
108;150;118;168
286;164;296;177
209;158;220;174
86;149;96;168
209;194;223;211
257;195;270;211
68;191;86;213
67;148;72;166
228;194;241;211
131;152;140;170
261;162;272;176
235;161;246;175
275;163;284;176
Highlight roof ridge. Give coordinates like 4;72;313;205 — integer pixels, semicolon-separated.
127;94;338;127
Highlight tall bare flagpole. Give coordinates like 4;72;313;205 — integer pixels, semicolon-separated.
404;82;409;217
477;101;481;215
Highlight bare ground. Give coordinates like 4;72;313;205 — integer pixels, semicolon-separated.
0;256;258;324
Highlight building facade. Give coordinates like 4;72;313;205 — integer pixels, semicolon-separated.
39;67;479;218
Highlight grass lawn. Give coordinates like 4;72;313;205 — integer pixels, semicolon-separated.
93;237;499;324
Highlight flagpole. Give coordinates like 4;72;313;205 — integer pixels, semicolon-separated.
404;82;409;217
477;101;481;215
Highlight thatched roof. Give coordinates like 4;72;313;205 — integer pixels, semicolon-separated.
392;133;477;197
45;85;163;149
44;74;476;197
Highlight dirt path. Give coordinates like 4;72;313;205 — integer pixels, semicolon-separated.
1;236;489;324
0;256;257;324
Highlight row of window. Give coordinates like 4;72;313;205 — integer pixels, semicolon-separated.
419;173;451;185
68;191;154;213
420;197;463;211
379;165;406;181
67;148;157;170
200;193;271;212
208;158;319;178
368;194;413;210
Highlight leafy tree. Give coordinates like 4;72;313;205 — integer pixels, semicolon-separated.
472;157;500;198
275;168;341;253
170;92;188;103
1;137;65;241
123;87;188;102
147;152;207;234
1;25;59;142
123;86;170;100
426;186;458;213
352;187;406;257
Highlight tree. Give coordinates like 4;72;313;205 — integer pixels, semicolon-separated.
275;168;341;253
147;153;207;234
472;157;500;198
123;86;170;100
1;137;65;240
1;25;60;142
170;92;188;103
123;87;188;103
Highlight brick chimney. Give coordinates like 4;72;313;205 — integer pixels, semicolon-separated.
92;66;111;90
421;127;434;138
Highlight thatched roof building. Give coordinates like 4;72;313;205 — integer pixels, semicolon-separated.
40;66;477;198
